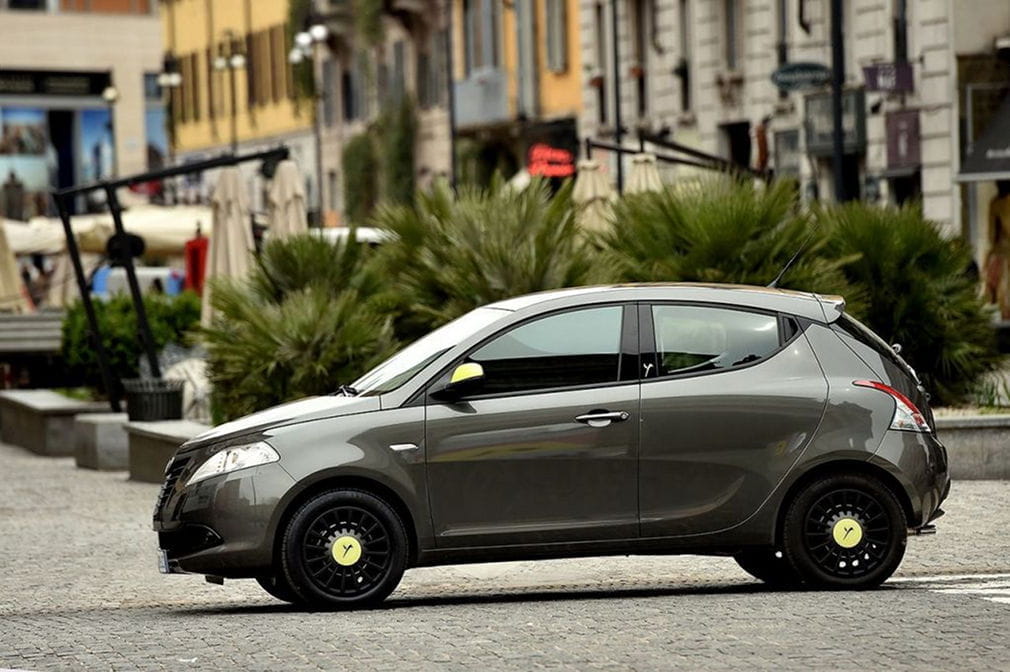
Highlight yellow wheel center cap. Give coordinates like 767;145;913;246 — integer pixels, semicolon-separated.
832;518;863;548
331;535;363;566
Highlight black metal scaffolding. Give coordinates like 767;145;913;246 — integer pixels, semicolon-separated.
52;146;290;412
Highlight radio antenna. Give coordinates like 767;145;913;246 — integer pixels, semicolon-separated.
768;224;820;289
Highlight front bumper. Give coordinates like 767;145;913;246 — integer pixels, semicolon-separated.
153;453;295;577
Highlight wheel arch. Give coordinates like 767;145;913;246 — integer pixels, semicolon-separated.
270;474;420;568
773;459;916;545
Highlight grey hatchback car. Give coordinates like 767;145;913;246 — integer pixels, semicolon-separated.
154;284;949;608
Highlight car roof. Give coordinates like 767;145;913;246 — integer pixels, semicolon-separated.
488;283;844;323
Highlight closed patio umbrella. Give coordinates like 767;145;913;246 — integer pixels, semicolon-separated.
201;167;253;327
0;219;29;312
266;160;308;240
572;159;614;234
626;153;664;194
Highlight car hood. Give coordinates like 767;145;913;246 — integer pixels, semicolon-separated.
183;395;381;449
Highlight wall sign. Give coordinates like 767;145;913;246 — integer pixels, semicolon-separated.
528;143;575;178
863;63;914;93
886;110;920;171
771;62;832;92
0;69;111;98
803;89;867;157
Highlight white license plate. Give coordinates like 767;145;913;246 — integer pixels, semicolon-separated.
157;549;170;574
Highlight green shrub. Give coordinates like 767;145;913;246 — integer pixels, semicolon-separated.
818;202;1001;405
62;292;201;397
203;234;395;421
372;176;597;340
343;133;379;225
597;177;854;298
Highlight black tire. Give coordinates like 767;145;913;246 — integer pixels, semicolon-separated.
783;473;907;589
734;548;803;587
255;574;299;604
281;489;408;609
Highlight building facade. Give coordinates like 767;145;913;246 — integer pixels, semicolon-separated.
452;0;584;184
0;0;163;217
160;0;315;213
312;0;453;224
578;0;1010;259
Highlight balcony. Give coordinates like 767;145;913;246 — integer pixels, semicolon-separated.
453;68;509;128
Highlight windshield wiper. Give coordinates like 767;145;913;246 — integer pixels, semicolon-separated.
333;385;359;397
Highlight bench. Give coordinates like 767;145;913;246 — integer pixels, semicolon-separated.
0;390;110;456
0;312;64;355
124;420;210;483
936;414;1010;480
74;413;130;470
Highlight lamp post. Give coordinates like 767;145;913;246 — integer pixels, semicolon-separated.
214;38;246;155
290;22;328;226
157;64;183;203
101;85;119;178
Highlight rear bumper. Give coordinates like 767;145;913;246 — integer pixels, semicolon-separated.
871;429;950;529
153;459;295;577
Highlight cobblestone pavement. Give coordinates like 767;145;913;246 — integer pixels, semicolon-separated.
2;440;1010;670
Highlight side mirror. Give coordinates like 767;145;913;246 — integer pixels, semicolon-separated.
432;362;485;401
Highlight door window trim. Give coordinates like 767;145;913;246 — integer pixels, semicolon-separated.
413;302;640;404
639;301;803;383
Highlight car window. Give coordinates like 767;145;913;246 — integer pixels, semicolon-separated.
468;306;624;395
651;305;780;376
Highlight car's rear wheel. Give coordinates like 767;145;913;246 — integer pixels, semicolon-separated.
281;489;408;609
783;473;907;589
255;574;299;603
734;548;803;587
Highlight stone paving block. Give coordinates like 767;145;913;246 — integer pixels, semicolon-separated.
74;413;129;471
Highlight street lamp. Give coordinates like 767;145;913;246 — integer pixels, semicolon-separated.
214;37;246;155
157;63;183;203
101;85;119;178
290;22;328;226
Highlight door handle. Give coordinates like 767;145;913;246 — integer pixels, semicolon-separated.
575;410;630;427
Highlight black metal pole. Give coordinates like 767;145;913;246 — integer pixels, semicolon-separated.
103;184;162;379
830;0;847;202
54;195;121;413
610;0;624;193
445;1;458;191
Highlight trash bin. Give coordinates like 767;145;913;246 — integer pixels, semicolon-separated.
122;378;185;422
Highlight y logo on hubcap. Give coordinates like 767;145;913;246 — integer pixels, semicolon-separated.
331;535;363;566
832;517;863;548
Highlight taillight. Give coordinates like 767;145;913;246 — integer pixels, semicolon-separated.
853;380;931;433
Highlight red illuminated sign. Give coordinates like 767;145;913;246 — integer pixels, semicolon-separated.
528;143;575;177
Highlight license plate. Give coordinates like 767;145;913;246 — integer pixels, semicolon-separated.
157;549;170;574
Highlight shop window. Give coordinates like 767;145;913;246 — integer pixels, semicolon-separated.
545;0;567;74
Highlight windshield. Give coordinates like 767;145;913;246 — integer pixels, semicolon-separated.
352;307;510;396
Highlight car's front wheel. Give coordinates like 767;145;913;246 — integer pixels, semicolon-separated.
783;473;907;589
280;489;408;609
734;548;803;587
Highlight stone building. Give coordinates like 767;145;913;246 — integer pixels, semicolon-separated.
577;0;1010;261
0;0;163;215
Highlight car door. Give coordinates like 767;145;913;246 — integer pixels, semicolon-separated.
638;303;828;537
425;304;640;548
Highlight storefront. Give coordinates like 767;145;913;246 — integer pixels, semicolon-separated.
803;89;867;202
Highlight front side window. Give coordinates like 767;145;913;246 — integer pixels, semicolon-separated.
651;305;779;376
468;306;624;395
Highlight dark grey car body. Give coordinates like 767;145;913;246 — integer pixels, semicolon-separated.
154;284;949;578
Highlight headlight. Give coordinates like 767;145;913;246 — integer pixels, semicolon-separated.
186;441;280;486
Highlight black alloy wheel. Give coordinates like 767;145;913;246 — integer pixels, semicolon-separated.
783;473;907;589
734;548;803;587
281;489;408;609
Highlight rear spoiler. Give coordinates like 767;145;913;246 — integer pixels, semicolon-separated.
814;293;846;323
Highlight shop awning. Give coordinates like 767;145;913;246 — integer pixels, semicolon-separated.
958;94;1010;182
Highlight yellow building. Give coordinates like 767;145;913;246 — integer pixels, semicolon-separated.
453;0;583;182
160;0;316;209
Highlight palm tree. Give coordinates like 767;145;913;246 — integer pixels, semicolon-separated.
203;234;395;421
373;176;599;340
818;202;1001;404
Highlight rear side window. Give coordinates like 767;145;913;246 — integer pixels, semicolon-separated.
650;305;780;377
469;306;623;394
833;314;913;378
